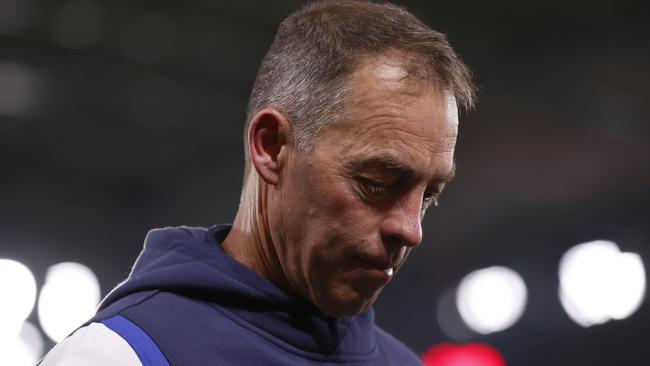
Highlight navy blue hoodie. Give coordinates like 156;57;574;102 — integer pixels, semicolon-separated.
86;225;422;365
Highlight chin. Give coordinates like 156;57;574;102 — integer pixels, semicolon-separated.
315;288;382;318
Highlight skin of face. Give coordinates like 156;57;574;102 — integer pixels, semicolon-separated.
263;56;460;317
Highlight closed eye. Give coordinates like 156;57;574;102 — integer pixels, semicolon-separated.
358;177;390;197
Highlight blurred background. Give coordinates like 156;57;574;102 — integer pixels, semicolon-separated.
0;0;648;365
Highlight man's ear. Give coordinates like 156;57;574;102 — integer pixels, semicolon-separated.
247;108;291;185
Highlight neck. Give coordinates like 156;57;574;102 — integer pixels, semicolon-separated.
222;173;292;293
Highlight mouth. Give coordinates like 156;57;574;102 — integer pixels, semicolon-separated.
355;247;407;279
355;256;394;279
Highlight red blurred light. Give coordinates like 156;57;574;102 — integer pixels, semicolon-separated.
422;343;506;366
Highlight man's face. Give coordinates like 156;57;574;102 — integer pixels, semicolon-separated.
269;57;459;317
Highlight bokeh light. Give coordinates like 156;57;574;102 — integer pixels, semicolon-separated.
0;321;44;366
456;266;528;334
422;343;506;366
559;240;646;327
37;262;101;342
0;259;37;338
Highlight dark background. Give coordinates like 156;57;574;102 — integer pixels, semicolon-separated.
1;0;648;364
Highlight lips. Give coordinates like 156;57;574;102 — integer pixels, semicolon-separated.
355;246;408;275
355;256;393;280
357;247;406;271
356;255;392;271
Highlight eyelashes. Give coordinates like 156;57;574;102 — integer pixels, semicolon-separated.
362;179;389;195
357;177;389;199
357;177;441;210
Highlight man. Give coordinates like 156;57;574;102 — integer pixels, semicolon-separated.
40;0;475;364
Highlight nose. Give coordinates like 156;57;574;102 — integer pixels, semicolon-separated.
380;191;423;248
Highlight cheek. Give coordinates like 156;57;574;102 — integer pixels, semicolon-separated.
291;176;361;253
279;159;381;263
297;161;354;222
312;176;373;233
308;183;385;270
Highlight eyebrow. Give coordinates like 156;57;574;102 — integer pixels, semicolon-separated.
344;153;457;184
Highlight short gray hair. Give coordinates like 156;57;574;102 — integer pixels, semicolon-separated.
244;0;476;175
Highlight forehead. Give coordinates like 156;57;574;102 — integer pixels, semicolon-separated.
314;57;459;179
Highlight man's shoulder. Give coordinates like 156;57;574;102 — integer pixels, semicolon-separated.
373;325;423;365
39;322;143;366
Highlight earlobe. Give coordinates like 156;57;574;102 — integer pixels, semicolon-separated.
248;109;290;185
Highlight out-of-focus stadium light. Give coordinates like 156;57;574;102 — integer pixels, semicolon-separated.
0;259;37;338
37;262;101;342
559;240;646;327
422;342;506;366
0;321;44;366
456;266;528;334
